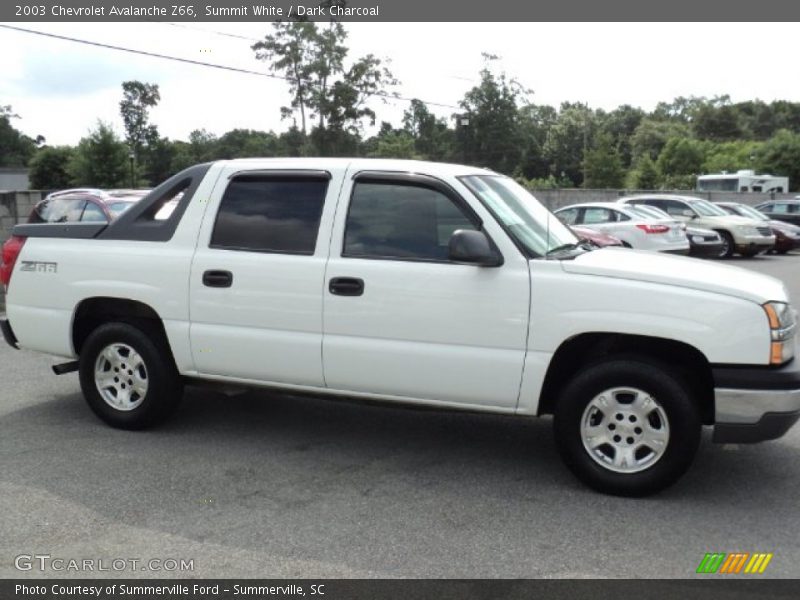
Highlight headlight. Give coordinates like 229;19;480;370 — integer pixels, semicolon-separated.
763;302;797;365
691;235;704;243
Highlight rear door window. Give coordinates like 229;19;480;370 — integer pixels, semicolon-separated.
211;175;328;254
582;208;613;224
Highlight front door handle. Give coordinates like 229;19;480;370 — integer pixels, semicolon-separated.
329;277;364;296
202;270;233;288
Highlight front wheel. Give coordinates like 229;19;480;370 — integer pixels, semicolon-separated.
553;359;701;497
716;231;735;258
79;322;183;430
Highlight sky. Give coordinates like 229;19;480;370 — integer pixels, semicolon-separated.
3;22;800;146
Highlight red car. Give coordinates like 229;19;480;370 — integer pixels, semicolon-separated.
570;225;624;248
29;190;147;224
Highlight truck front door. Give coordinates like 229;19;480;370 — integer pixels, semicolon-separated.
321;171;530;410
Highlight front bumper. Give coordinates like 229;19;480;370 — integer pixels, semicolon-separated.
713;355;800;443
734;235;775;254
1;317;19;350
689;240;725;258
774;235;800;253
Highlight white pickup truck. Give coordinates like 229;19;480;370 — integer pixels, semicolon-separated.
2;158;799;496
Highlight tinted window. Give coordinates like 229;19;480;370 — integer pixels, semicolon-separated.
211;177;328;254
772;203;790;214
344;182;476;261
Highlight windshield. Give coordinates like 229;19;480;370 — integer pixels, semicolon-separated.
460;175;578;257
731;204;768;221
687;198;728;217
630;205;670;220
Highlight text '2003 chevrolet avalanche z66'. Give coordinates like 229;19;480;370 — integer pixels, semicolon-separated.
2;159;799;496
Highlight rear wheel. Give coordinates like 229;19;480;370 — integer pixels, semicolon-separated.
554;359;701;497
79;322;183;429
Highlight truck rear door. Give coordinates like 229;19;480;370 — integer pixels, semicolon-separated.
188;165;345;386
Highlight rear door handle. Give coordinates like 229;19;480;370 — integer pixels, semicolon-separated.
329;277;364;296
202;270;233;288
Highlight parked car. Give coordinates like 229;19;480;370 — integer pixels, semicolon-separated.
29;191;145;224
625;203;724;258
570;225;624;248
618;195;775;258
2;159;799;498
716;201;800;255
753;199;800;227
554;202;689;253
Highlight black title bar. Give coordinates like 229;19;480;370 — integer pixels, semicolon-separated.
3;0;800;21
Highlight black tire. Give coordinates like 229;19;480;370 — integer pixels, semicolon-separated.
553;358;701;497
79;321;183;430
716;231;735;258
777;248;789;255
740;248;761;258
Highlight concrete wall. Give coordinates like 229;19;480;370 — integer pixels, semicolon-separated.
0;168;30;192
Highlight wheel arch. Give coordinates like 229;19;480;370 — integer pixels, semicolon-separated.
538;332;714;424
72;297;169;357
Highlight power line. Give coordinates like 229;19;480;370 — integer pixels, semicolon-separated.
0;23;461;110
159;21;481;86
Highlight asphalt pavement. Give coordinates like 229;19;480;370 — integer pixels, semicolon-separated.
1;252;799;579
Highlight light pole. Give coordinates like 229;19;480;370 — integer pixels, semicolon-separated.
128;149;135;188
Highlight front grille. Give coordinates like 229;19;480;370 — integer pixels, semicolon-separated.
757;226;772;236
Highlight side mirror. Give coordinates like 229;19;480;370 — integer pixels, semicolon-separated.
682;209;695;219
448;229;503;266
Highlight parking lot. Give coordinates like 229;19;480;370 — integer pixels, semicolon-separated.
1;252;799;579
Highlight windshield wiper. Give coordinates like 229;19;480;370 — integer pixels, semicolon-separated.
545;242;588;257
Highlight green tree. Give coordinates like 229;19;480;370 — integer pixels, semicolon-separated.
28;146;74;189
702;140;762;174
543;102;595;186
516;103;557;179
119;81;161;154
216;129;281;158
627;155;659;190
756;129;800;191
252;22;318;135
402;99;454;161
364;122;418;158
583;131;624;188
253;20;396;153
0;105;37;167
656;137;706;180
598;104;644;167
630;119;690;162
67;122;129;187
455;63;529;174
